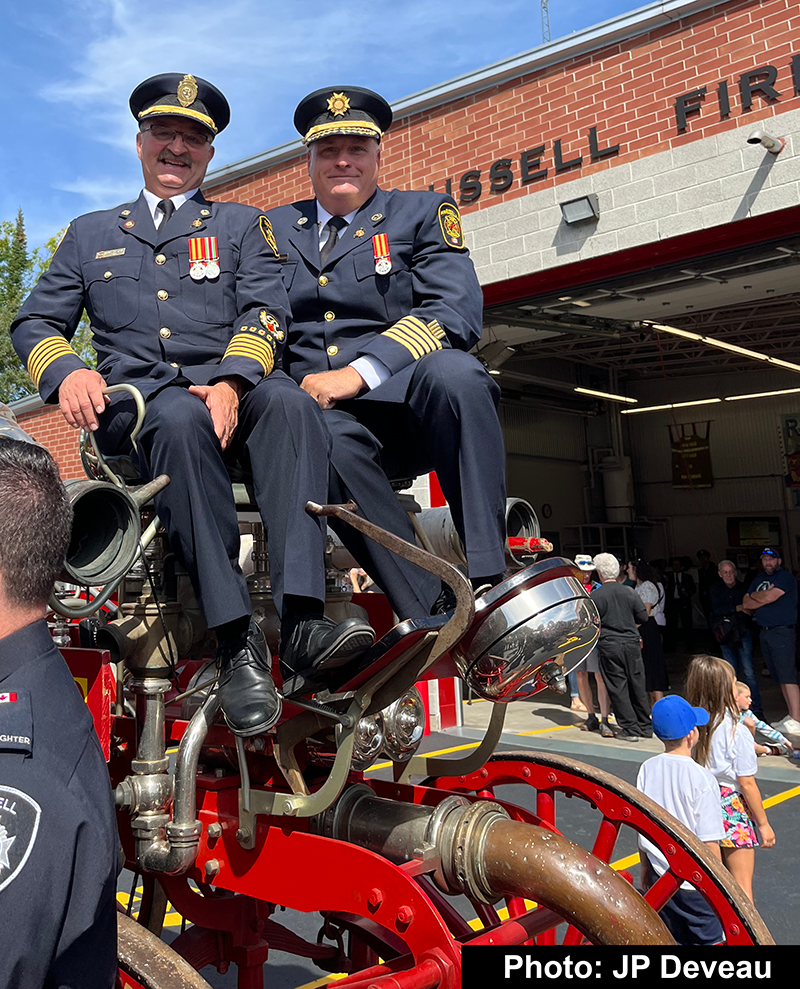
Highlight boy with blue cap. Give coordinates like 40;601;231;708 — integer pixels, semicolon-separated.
636;695;726;944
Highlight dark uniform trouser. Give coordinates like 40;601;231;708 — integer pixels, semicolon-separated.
95;372;331;627
597;637;651;736
325;350;507;620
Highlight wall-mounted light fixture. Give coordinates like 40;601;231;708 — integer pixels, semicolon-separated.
746;129;785;154
559;193;600;225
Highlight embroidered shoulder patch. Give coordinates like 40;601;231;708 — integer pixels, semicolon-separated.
258;310;281;336
437;203;465;249
259;216;280;258
0;786;41;892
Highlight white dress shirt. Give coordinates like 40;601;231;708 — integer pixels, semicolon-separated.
142;188;199;227
315;204;391;390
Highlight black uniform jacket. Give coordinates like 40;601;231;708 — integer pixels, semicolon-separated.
0;620;118;988
266;188;484;400
11;191;290;403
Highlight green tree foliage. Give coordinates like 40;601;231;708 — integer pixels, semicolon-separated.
0;210;94;404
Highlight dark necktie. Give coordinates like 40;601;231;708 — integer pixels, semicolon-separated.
320;215;347;266
157;198;175;231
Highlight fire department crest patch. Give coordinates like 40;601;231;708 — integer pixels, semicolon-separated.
259;216;280;258
437;203;465;249
258;310;280;336
0;786;41;892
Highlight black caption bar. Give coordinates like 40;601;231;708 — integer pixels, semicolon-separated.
462;947;790;988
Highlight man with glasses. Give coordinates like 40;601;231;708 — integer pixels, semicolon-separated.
11;73;374;737
743;548;800;736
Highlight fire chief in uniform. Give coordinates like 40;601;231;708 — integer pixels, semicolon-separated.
267;87;507;646
11;74;373;732
0;436;117;987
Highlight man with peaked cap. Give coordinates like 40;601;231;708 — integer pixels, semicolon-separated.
11;73;374;734
267;86;508;675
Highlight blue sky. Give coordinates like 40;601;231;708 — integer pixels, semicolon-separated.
4;0;650;246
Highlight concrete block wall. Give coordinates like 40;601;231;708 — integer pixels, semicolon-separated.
464;105;800;285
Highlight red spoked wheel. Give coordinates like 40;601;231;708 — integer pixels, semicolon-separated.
422;749;773;946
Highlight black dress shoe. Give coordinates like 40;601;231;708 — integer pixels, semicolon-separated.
279;614;374;697
217;620;282;736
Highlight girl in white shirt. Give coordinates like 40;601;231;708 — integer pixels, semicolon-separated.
686;655;775;903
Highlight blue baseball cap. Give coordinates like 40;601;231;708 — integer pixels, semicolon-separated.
651;695;709;740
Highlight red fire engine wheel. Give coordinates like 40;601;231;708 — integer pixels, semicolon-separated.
423;749;773;946
113;748;773;987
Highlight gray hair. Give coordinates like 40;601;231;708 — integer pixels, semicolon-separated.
593;552;621;581
718;559;737;571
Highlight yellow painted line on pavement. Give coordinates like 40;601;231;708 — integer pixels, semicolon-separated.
517;724;578;737
611;852;640;871
365;723;578;772
291;974;348;989
764;784;800;808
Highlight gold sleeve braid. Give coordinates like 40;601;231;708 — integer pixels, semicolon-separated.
382;317;446;359
27;336;80;387
223;326;275;376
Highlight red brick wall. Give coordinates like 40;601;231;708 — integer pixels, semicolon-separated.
206;0;799;213
17;406;83;480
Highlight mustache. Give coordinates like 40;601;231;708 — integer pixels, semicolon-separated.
157;151;191;166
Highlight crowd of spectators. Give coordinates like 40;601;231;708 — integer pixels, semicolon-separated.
565;551;789;939
570;547;800;740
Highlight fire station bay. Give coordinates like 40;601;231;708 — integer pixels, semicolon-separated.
14;0;800;591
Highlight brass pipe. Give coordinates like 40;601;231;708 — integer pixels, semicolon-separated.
315;788;673;946
479;819;673;946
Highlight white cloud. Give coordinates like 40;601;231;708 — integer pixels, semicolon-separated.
55;175;141;211
22;0;606;221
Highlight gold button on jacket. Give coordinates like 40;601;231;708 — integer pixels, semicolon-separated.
159;327;171;339
324;311;335;322
326;345;338;356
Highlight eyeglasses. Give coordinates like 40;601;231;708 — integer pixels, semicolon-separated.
761;548;778;556
141;124;212;149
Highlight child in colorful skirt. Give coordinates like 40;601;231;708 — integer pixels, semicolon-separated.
686;655;775;903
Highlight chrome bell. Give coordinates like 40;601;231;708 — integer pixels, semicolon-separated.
451;558;600;702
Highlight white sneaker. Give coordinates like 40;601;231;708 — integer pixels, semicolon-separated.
771;716;800;735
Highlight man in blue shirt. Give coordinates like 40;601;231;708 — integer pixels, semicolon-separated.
743;548;800;735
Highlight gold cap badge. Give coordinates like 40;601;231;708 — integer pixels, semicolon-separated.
327;92;350;117
177;75;198;108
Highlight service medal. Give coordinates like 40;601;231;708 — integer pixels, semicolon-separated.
372;233;392;275
189;236;219;282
